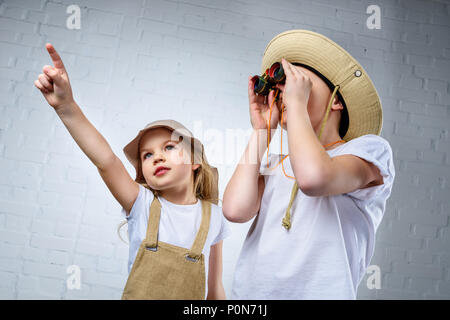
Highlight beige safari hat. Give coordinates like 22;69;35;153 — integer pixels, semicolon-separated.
261;29;383;141
123;120;219;204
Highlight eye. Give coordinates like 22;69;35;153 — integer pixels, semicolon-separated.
143;152;152;160
166;144;175;150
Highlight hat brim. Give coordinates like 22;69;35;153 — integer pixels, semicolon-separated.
123;120;205;168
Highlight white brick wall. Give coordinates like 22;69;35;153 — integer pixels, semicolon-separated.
0;0;449;299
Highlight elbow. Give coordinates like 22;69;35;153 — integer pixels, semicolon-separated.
298;182;322;197
291;159;329;197
222;206;241;223
222;185;259;223
296;171;327;197
222;205;254;223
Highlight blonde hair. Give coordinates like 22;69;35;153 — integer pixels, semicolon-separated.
117;132;219;244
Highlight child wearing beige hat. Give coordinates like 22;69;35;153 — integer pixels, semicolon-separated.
223;30;395;299
34;44;231;300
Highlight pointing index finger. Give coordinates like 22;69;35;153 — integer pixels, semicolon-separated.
45;43;66;71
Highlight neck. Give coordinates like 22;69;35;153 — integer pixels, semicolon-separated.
313;113;344;149
159;178;197;205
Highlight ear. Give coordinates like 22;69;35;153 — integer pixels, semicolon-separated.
331;95;344;111
192;164;200;171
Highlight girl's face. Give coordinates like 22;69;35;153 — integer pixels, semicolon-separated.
277;65;343;132
139;127;199;192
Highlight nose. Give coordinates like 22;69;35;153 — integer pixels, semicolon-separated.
152;151;165;165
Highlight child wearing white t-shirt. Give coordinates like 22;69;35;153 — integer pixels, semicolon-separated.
223;30;395;299
34;43;231;300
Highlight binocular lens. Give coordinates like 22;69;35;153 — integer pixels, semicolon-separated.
269;62;285;83
252;75;271;96
252;61;286;96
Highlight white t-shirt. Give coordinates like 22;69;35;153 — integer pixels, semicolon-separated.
231;134;395;300
121;184;232;299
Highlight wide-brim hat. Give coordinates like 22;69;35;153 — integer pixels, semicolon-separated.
123;120;219;204
261;29;382;141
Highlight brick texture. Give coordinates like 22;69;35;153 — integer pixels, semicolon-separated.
0;0;449;299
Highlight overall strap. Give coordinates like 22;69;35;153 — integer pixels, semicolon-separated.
144;196;162;248
187;200;211;260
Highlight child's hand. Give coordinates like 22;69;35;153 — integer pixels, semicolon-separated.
248;76;281;130
275;58;312;110
34;43;74;111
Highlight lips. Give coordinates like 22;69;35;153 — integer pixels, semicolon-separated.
154;166;170;176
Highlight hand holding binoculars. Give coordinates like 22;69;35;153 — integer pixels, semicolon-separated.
251;62;286;97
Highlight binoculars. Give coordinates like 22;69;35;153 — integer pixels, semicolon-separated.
252;62;286;97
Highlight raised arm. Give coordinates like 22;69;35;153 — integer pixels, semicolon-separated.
34;43;139;213
222;129;268;223
222;77;280;223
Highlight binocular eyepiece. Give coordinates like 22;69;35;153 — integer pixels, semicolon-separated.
252;62;286;96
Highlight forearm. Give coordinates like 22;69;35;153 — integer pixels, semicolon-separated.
56;101;116;169
286;105;331;187
223;128;272;221
207;283;226;300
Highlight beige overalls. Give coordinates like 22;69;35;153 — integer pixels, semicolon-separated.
122;196;211;300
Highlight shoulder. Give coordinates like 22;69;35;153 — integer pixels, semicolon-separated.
339;134;394;162
126;184;155;221
344;134;392;151
336;134;395;180
339;134;396;201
